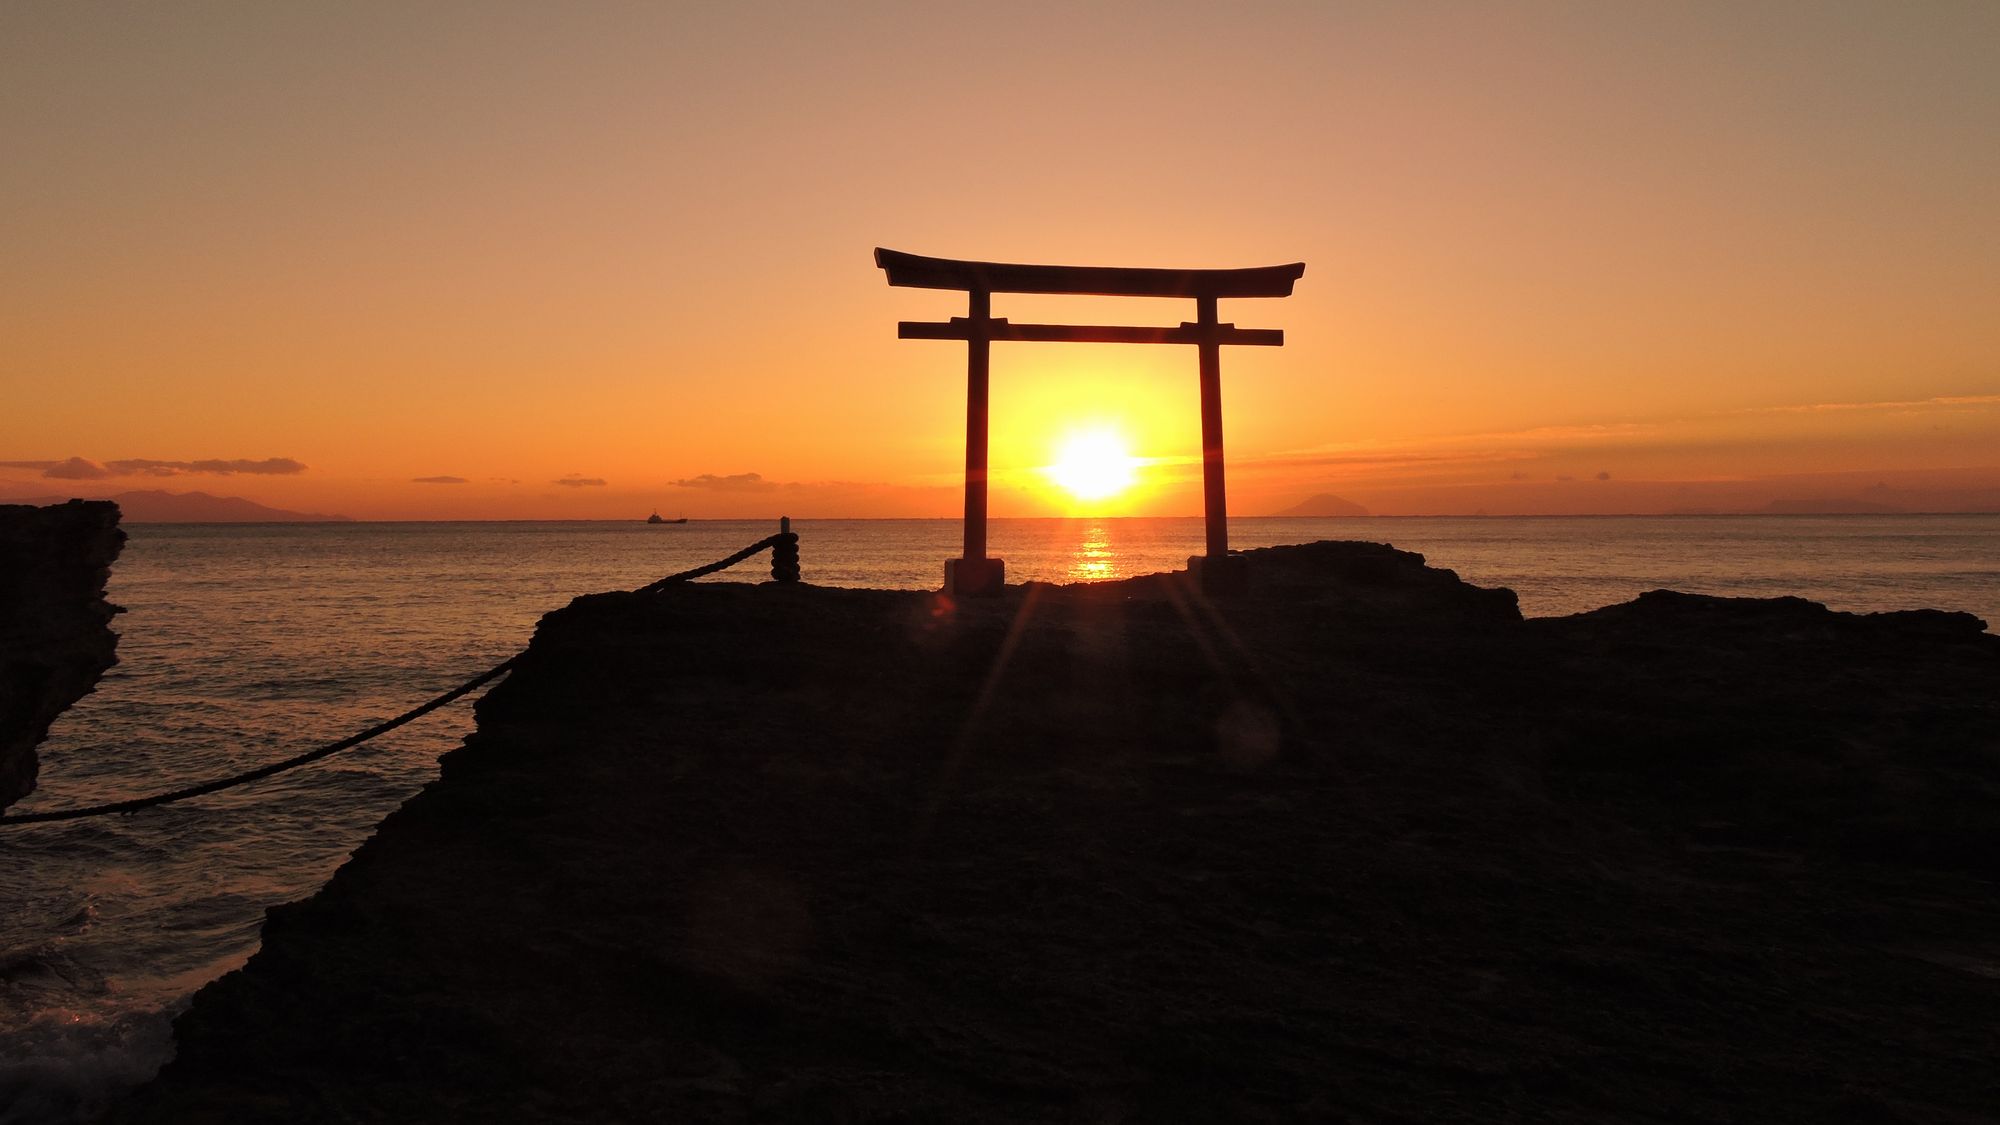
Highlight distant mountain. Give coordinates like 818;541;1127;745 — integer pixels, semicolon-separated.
0;489;351;523
1269;493;1371;518
1759;497;1904;515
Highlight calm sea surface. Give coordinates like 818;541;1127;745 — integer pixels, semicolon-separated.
4;514;1997;1120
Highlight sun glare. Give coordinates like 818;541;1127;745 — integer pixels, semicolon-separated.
1046;429;1139;504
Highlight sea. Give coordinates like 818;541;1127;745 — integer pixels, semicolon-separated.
3;514;1997;1122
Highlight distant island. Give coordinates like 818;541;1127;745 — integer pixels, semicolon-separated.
0;489;351;523
1268;493;1371;517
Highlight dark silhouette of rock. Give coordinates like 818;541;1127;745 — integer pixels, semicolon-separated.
1230;539;1518;626
0;500;124;808
1268;491;1370;517
115;542;2000;1122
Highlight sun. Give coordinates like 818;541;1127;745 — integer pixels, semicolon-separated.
1046;428;1139;503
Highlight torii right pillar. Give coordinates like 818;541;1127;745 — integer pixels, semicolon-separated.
1189;291;1242;593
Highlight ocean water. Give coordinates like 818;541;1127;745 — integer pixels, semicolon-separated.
3;514;1996;1121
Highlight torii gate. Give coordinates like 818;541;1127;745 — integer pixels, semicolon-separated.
877;247;1305;595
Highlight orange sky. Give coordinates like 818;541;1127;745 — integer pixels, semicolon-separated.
3;3;1997;519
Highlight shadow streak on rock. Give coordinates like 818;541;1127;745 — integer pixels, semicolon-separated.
0;499;124;809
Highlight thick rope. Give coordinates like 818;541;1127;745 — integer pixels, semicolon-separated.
0;657;520;825
634;534;784;593
1;537;786;826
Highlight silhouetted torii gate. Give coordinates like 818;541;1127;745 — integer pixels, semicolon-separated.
877;247;1305;595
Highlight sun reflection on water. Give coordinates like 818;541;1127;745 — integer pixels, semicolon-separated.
1066;523;1118;582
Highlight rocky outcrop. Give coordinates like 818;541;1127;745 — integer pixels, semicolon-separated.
0;500;124;808
1228;539;1519;626
118;542;2000;1122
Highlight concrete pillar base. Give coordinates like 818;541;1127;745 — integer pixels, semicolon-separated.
1187;553;1249;595
944;556;1006;597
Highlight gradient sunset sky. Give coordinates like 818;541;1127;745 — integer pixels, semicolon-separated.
4;2;1996;519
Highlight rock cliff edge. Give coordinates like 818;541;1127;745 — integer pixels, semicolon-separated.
0;500;124;809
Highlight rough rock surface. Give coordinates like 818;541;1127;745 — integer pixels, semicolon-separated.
119;541;1999;1122
0;500;123;809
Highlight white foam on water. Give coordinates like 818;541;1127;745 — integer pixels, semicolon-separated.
0;999;179;1125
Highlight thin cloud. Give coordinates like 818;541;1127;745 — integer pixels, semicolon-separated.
50;458;118;480
553;475;607;487
1742;393;2000;415
109;457;306;476
412;475;468;485
1253;423;1657;474
1253;391;2000;477
672;472;780;492
0;456;308;480
1245;448;1542;471
0;457;118;480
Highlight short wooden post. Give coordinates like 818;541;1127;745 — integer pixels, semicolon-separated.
770;515;801;583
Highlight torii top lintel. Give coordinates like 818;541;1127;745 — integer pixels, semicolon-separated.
875;247;1305;299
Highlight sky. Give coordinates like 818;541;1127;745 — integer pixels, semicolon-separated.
3;1;1997;518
